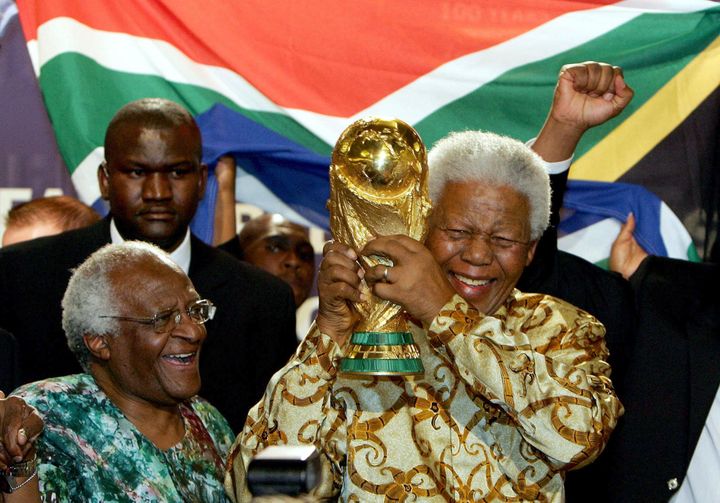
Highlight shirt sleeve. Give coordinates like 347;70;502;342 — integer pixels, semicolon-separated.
427;294;623;470
224;324;345;502
526;137;572;175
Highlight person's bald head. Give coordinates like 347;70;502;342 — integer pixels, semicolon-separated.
104;98;202;161
98;98;207;252
238;214;315;307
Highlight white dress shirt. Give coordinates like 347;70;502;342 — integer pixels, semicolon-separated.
670;383;720;502
109;219;191;274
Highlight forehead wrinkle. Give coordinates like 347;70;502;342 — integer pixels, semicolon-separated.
434;185;530;237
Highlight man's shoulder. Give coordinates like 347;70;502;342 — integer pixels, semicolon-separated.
556;250;629;291
632;256;719;317
512;289;602;326
13;374;97;413
634;256;718;290
0;221;107;267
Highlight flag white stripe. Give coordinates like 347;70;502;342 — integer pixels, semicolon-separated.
30;1;718;145
233;168;317;228
660;202;694;258
0;0;18;35
558;218;621;264
558;206;695;264
71;147;104;205
36;18;284;116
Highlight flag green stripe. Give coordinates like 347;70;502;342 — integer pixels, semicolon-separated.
39;54;331;174
415;7;720;150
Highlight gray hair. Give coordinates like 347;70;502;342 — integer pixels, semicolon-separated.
427;130;551;240
61;241;180;371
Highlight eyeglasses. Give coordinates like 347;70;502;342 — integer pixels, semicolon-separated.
99;299;216;333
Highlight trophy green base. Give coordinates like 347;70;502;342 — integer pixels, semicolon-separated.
339;331;424;376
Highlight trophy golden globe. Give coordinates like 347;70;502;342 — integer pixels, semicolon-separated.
328;117;431;376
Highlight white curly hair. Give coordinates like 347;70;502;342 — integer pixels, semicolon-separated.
427;130;551;240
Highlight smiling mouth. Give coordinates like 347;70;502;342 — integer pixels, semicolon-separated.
453;273;492;287
162;352;197;365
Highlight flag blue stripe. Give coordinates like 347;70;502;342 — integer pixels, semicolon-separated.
194;104;331;238
560;180;668;256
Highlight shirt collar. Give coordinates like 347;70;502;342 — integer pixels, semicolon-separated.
109;219;192;274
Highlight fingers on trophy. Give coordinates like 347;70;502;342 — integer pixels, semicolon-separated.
328;117;431;376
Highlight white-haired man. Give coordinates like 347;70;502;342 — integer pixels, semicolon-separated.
7;241;235;501
227;136;621;502
225;62;631;502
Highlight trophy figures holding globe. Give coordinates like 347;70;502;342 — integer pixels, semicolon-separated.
328;117;432;376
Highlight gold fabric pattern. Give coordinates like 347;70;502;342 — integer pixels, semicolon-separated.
226;292;623;502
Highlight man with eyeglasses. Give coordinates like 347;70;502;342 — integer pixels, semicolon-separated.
0;98;298;432
6;241;235;501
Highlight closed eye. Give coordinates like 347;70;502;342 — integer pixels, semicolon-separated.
443;228;471;239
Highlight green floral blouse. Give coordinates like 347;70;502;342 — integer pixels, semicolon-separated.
14;373;234;502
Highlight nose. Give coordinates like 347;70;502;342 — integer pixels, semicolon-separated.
142;172;172;201
282;250;302;271
173;310;207;343
460;234;494;266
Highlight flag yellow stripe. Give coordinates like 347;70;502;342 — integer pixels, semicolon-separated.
570;34;720;182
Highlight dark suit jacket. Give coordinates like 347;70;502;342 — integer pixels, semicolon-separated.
0;328;19;393
0;218;298;432
600;256;720;502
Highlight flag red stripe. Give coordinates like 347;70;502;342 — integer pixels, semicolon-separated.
17;0;618;115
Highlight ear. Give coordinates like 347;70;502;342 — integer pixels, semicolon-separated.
84;334;111;362
525;240;539;267
98;162;110;201
197;163;208;200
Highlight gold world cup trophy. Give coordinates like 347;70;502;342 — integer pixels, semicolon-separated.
328;117;432;376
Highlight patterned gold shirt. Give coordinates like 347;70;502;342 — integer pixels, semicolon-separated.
226;292;622;502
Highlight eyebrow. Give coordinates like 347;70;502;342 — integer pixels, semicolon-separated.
118;160;198;170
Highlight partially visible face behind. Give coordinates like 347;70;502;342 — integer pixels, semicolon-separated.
425;181;538;315
242;218;315;307
2;221;64;247
99;122;207;252
103;256;207;406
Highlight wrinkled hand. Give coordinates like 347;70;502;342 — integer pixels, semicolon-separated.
0;391;43;470
316;241;366;346
552;61;635;132
362;235;456;326
609;213;649;280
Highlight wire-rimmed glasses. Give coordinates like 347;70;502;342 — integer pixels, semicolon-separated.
99;299;216;333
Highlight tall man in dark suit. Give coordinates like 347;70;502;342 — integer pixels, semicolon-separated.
601;216;720;502
0;98;298;432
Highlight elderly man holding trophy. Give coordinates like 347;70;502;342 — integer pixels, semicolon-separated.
226;62;631;502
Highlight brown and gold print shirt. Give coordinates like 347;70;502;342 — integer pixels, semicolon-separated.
226;291;623;502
